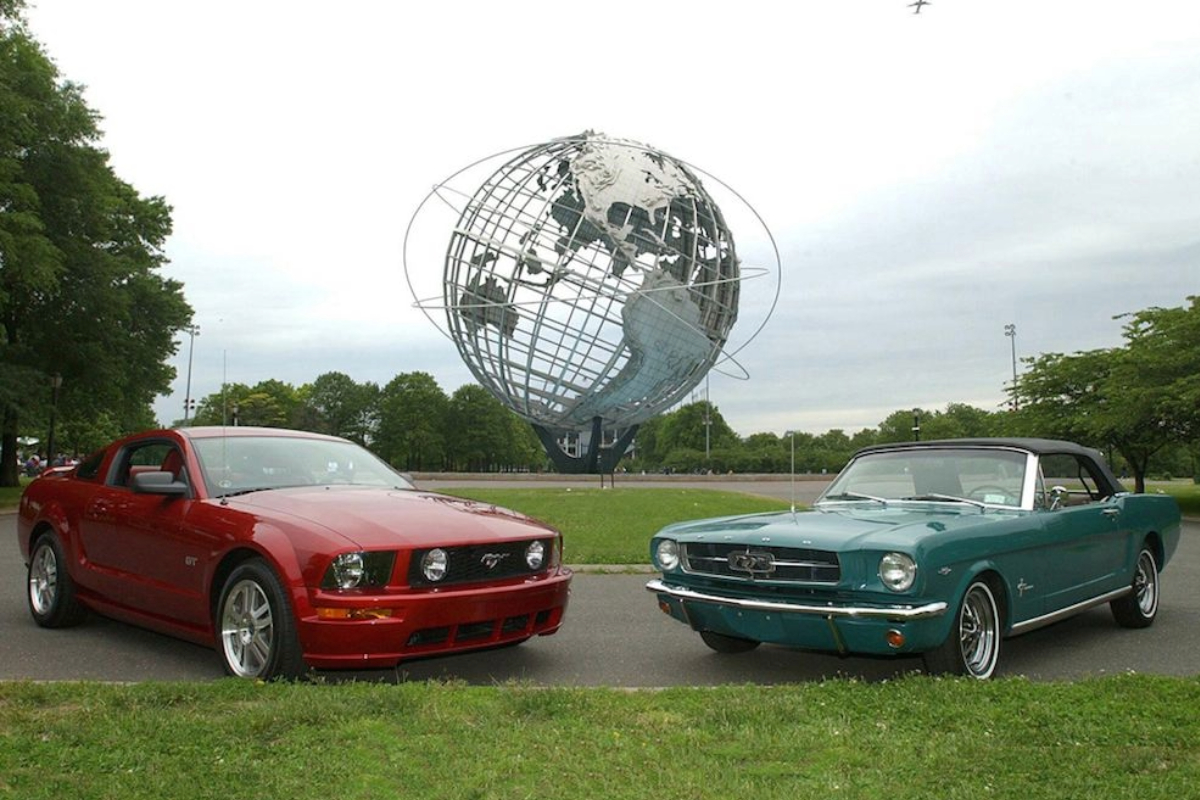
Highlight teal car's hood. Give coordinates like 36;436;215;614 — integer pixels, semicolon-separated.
658;504;1018;552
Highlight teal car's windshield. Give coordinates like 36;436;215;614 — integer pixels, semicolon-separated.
193;435;413;496
818;448;1028;508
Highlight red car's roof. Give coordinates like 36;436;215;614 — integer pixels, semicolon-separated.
172;426;350;443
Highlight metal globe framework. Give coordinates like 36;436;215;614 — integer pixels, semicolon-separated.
406;132;774;472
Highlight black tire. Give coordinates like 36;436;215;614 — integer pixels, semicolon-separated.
216;559;306;680
1111;546;1159;629
699;630;761;654
924;580;1001;679
27;531;88;628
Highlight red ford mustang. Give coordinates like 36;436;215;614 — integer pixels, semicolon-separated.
17;427;572;679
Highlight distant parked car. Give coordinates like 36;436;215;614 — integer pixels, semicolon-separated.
18;427;571;679
647;438;1180;678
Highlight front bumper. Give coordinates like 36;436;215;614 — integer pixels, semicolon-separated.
647;578;949;656
296;569;572;669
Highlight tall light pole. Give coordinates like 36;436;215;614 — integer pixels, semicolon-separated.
46;373;62;463
1004;323;1018;411
183;324;200;423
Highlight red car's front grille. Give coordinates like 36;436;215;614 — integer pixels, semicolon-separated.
407;540;550;587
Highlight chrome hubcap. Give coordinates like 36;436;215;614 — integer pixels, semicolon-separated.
960;585;998;678
1134;551;1158;616
220;579;274;677
29;544;58;616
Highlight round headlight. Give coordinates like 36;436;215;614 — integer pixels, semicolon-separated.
655;539;680;571
880;552;916;592
525;540;546;570
331;552;365;589
421;548;448;582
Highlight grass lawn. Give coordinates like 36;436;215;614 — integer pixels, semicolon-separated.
440;487;788;564
2;675;1198;799
1149;480;1200;517
0;481;26;509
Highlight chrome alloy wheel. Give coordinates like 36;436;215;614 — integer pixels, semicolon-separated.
1133;550;1159;617
29;542;59;617
958;583;1000;679
220;578;275;678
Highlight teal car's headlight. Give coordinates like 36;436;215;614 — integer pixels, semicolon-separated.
879;552;916;592
655;539;680;571
322;551;396;590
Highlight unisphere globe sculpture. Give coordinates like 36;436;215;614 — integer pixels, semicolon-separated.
409;132;762;473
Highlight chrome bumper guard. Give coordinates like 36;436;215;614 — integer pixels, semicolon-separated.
646;579;948;621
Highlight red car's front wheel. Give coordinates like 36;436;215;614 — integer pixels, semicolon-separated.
27;532;87;628
217;559;306;680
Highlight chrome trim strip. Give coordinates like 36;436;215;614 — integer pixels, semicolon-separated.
645;579;948;621
1009;586;1132;635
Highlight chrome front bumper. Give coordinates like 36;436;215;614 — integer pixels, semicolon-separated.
645;579;948;621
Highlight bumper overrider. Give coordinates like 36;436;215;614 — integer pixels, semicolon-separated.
646;578;949;656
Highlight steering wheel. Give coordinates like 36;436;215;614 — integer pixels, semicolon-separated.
967;484;1017;504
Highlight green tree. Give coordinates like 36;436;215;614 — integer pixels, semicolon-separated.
445;384;527;471
375;372;449;470
300;372;379;445
1;19;190;484
190;380;299;429
657;401;739;459
1013;348;1168;492
1118;297;1200;447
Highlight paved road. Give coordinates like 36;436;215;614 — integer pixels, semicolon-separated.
4;498;1197;684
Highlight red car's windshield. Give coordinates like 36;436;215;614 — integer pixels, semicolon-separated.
192;435;413;496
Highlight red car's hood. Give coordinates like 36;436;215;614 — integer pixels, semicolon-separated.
223;486;557;549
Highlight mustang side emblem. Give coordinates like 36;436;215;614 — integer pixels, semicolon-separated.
728;550;776;576
481;552;509;570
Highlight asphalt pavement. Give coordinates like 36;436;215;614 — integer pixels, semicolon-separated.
3;478;1198;684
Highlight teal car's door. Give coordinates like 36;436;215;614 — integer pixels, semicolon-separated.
1033;452;1131;613
1037;500;1128;611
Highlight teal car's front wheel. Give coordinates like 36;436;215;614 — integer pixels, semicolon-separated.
924;580;1001;679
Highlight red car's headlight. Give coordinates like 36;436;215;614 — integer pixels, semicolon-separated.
322;551;396;590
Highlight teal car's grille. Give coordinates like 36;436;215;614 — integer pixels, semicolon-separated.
681;543;841;583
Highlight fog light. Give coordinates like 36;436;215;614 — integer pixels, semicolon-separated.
317;607;395;620
886;629;906;649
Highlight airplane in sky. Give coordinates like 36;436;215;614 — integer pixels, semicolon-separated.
908;0;931;13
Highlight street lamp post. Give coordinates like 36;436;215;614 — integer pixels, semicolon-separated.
183;324;200;423
46;373;63;464
1004;324;1018;410
912;410;921;442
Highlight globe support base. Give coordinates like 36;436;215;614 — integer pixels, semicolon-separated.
532;418;639;475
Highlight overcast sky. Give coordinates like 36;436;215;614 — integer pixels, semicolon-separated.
24;1;1200;437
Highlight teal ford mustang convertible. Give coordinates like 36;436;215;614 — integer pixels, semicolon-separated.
646;438;1181;679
